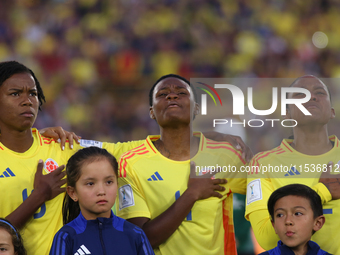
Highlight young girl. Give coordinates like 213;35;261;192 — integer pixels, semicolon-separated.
49;147;154;255
0;218;26;255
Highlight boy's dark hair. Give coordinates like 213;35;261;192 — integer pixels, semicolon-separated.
62;147;118;224
268;184;323;221
0;218;27;255
0;61;45;109
148;74;198;106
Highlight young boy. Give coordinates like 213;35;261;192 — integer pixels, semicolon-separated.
260;184;332;255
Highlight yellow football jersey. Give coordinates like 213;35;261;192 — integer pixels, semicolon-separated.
116;133;246;255
0;128;142;255
246;136;340;254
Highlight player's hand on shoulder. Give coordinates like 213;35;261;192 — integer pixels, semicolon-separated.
33;160;66;201
187;161;227;200
40;126;81;150
319;161;340;200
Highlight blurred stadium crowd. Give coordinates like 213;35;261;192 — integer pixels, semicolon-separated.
1;0;340;152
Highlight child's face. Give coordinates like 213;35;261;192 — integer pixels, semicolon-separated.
272;195;324;253
67;158;117;220
0;228;15;255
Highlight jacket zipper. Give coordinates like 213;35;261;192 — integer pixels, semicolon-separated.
98;220;107;255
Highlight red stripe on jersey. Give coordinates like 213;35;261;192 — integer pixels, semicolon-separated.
252;147;283;164
146;139;156;154
222;199;237;255
119;146;148;177
249;149;273;170
120;150;149;177
329;135;338;147
250;147;283;174
276;151;286;155
250;152;263;169
43;138;52;144
121;144;145;157
201;135;205;151
119;146;146;165
43;137;56;141
119;145;146;174
282;142;293;152
0;146;3;150
207;141;232;146
226;188;232;197
207;146;246;164
37;132;43;146
255;148;283;166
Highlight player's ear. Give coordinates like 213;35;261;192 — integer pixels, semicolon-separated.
330;107;335;119
194;103;200;116
150;106;156;120
313;215;325;232
67;186;78;202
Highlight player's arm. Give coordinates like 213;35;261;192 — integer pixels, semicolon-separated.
122;163;227;249
203;131;253;162
246;176;278;250
39;126;144;159
316;161;340;201
39;126;81;150
248;209;278;250
6;161;66;230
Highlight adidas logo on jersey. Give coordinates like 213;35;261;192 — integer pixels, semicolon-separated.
284;167;300;177
0;168;15;178
147;172;163;181
74;245;91;255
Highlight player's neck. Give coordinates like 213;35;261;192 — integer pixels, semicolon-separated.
155;127;199;161
291;241;308;255
291;127;332;155
0;128;34;153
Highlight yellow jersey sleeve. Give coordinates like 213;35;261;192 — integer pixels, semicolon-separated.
116;162;151;219
248;209;279;250
225;155;247;195
103;140;144;160
245;171;277;250
77;139;144;161
245;175;275;220
312;183;332;204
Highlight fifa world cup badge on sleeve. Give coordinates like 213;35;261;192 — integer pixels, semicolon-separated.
247;179;262;205
119;184;135;210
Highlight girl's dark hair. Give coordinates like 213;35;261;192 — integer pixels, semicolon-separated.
0;61;45;109
0;218;26;255
62;147;118;224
